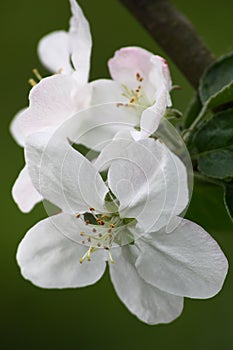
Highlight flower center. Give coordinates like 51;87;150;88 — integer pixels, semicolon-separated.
116;72;151;109
76;207;135;264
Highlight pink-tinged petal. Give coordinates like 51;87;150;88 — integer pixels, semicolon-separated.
11;75;78;145
17;214;106;288
136;218;228;299
12;165;42;213
153;55;172;104
108;47;155;88
108;47;172;104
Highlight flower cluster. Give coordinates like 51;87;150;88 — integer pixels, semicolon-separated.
11;0;228;325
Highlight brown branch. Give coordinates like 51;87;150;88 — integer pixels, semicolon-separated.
119;0;215;88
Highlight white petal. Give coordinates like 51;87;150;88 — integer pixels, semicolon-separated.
109;245;183;325
11;75;78;145
38;0;92;82
132;86;168;140
82;79;126;105
136;218;228;299
12;165;42;213
38;31;73;74
93;136;133;172
69;0;92;84
108;138;189;232
26;132;108;214
17;214;106;288
10;108;28;147
62;102;140;151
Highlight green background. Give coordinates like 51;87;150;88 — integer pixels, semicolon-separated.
1;0;233;349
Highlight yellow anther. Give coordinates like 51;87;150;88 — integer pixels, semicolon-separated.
76;214;81;218
28;79;36;87
110;224;115;228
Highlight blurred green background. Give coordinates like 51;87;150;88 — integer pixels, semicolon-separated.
1;0;233;349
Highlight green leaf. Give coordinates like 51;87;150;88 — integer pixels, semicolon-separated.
192;108;233;178
199;52;233;109
183;93;202;129
224;181;233;222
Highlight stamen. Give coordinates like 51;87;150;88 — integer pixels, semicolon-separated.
108;251;115;264
80;247;95;263
33;68;42;81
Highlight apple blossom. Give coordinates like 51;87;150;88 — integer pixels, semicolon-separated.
88;46;172;140
16;132;228;325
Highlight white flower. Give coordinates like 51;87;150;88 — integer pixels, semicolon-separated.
16;132;228;325
10;0;92;213
88;46;172;140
